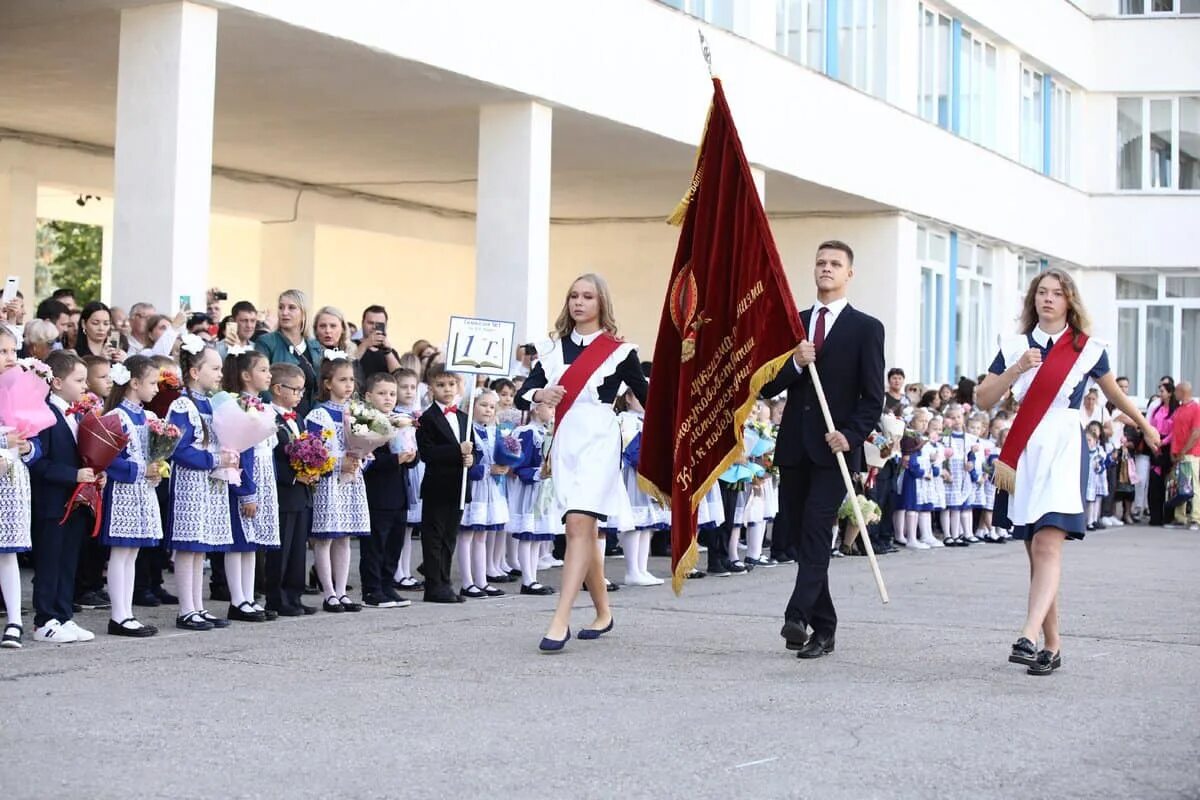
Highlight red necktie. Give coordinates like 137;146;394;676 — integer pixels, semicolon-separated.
812;307;828;355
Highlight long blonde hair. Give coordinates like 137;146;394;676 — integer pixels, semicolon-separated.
1018;268;1092;349
552;273;619;340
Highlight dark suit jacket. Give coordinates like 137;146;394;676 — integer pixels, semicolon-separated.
29;403;82;520
272;411;313;513
761;304;885;472
364;441;412;512
416;405;483;508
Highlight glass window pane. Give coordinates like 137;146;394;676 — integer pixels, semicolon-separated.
929;232;947;263
1180;97;1200;190
1117;98;1144;189
984;45;997;147
1152;0;1175;10
1146;306;1174;387
854;0;870;91
1118;308;1140;393
1150;98;1173;188
808;0;825;70
959;29;973;139
1184;310;1200;391
937;15;951;128
920;9;936;121
1165;276;1200;297
917;226;928;259
1183;0;1200;11
1116;273;1159;299
1121;0;1145;11
921;268;934;381
838;0;853;82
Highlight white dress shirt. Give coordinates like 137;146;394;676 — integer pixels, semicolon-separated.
272;403;301;438
437;401;464;440
49;393;79;441
809;297;850;337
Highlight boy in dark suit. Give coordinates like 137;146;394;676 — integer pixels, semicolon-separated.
359;372;415;608
416;363;481;603
29;350;101;643
762;240;885;660
264;363;316;616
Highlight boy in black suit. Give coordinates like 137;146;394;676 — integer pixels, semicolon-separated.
762;240;885;659
29;350;101;643
359;372;415;608
264;363;316;616
416;363;481;603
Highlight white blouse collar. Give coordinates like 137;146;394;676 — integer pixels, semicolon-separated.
1031;325;1068;347
570;328;603;347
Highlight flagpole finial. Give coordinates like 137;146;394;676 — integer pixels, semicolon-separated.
697;29;713;78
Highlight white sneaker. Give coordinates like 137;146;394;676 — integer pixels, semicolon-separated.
33;619;77;644
1189;523;1199;531
624;575;657;587
60;620;95;642
921;537;943;548
640;572;664;586
909;540;931;550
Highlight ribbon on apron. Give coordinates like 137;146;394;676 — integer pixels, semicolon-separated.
540;333;622;478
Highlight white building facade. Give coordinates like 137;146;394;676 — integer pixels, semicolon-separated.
1;0;1197;397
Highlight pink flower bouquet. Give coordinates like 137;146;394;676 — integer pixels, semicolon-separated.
209;391;277;485
0;358;56;439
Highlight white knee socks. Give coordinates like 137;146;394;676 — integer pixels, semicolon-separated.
396;528;413;580
0;554;22;626
174;551;202;616
505;533;519;575
746;523;765;562
226;552;247;607
330;538;350;597
518;540;539;587
107;547;140;624
471;532;488;588
312;539;334;599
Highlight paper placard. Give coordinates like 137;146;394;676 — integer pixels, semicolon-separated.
446;315;515;377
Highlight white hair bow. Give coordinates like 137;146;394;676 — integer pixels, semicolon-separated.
110;363;131;386
180;333;206;355
227;344;250;357
324;348;349;362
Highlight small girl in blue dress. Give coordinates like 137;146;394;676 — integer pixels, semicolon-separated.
223;348;281;622
101;355;164;637
169;338;239;631
507;402;557;595
459;390;509;599
306;355;369;613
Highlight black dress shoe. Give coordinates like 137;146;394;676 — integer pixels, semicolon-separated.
322;598;345;613
152;586;179;604
108;618;158;637
460;585;487;600
228;602;266;622
299;603;318;615
487;573;514;584
779;620;809;651
272;604;304;617
1009;637;1038;666
197;610;230;628
132;590;161;608
1026;649;1062;676
175;612;213;631
520;583;555;596
795;634;835;659
425;592;465;604
483;585;506;598
259;607;279;621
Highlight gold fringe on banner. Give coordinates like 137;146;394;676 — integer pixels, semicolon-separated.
666;103;713;227
993;460;1016;494
640;349;794;595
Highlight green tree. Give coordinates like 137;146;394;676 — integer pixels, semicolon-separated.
37;220;103;305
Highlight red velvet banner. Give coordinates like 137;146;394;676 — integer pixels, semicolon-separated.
639;78;804;593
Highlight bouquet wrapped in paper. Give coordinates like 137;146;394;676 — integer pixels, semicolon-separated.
387;409;418;456
65;392;103;419
0;358;56;440
344;399;393;459
146;417;183;479
209;391;277;485
493;429;523;468
286;429;336;483
145;371;182;420
62;412;130;538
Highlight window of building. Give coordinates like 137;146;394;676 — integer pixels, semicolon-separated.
1050;81;1071;181
776;0;825;71
918;4;952;128
958;27;997;148
918;226;950;384
1020;66;1045;171
1115;272;1200;396
1115;96;1200;190
659;0;735;30
1018;256;1044;294
836;0;887;96
1119;0;1200;14
956;239;996;381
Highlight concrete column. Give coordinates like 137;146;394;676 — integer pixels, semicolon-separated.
475;102;552;346
0;165;38;307
100;224;114;306
110;1;218;313
259;220;317;312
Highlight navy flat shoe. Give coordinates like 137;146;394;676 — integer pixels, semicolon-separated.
578;619;614;640
538;628;571;653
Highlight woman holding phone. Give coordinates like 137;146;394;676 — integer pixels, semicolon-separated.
254;289;323;416
74;301;128;363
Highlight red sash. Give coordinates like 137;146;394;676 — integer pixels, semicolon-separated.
994;330;1088;492
555;332;623;428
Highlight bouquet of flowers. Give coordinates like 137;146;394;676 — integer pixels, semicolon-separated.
494;430;523;468
838;494;882;526
286;429;336;483
146;417;183;479
145;370;181;419
209;391;277;485
344;399;394;458
0;358;56;440
388;409;418;455
65;392;103;419
61;412;130;538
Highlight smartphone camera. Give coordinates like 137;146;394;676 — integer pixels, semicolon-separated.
214;291;228;301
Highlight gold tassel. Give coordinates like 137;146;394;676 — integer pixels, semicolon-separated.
993;461;1016;494
667;104;713;227
671;536;699;595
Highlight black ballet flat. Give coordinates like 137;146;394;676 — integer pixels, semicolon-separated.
197;610;230;628
337;595;363;613
459;586;487;600
228;602;266;623
482;585;506;598
578;618;614;640
175;612;213;632
538;628;571;653
322;597;345;613
520;583;555;596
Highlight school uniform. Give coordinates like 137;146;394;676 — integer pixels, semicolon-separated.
229;411;281;554
264;406;312;614
101;401;164;548
617;414;670;532
361;435;410;598
167;392;233;553
506;422;559;541
462;423;509;532
28;398;83;627
944;432;977;511
416;401;483;602
306;401;370;540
